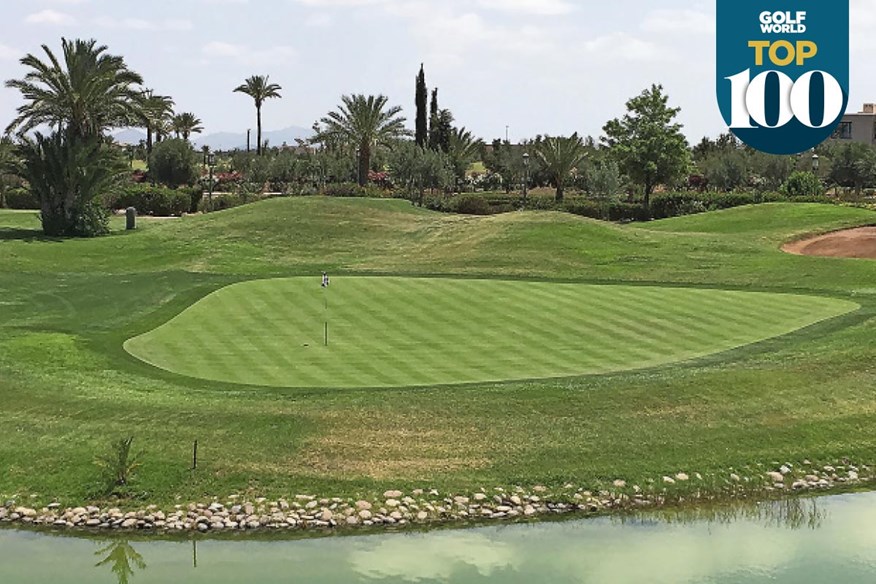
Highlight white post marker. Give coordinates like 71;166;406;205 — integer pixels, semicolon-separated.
321;272;330;346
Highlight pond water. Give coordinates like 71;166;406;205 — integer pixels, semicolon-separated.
2;492;875;583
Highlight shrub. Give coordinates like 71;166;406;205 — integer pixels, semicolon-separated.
650;192;705;219
148;139;197;188
452;194;491;215
70;200;110;237
198;192;255;213
18;132;125;237
607;202;651;222
178;186;204;213
707;192;756;209
323;182;386;198
563;200;649;222
782;171;824;198
108;184;191;216
214;171;243;189
563;200;604;219
5;187;39;209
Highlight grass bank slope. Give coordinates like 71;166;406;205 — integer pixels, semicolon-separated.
1;199;876;507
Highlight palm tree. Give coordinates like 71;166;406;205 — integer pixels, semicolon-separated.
0;138;19;208
5;38;144;140
95;540;146;584
137;91;173;154
319;94;409;186
534;133;588;202
448;127;483;192
233;75;281;156
171;112;203;141
137;90;174;155
18;132;126;236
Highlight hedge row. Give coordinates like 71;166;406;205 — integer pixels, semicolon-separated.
104;184;202;216
423;191;841;221
4;188;40;210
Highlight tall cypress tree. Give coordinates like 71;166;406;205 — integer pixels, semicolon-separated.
429;88;439;150
415;64;428;148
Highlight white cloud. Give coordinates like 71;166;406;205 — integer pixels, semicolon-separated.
296;0;388;5
0;44;21;61
94;17;192;31
201;42;297;66
582;32;677;63
25;9;76;25
641;9;714;34
304;13;333;27
477;0;575;16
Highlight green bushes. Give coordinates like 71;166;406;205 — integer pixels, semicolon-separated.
708;192;757;209
323;182;386;198
148;139;198;188
422;189;840;223
782;171;824;198
563;200;651;222
4;187;39;209
650;193;708;219
452;194;491;215
198;192;251;213
70;200;110;237
107;184;192;216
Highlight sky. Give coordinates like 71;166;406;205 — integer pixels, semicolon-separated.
0;0;874;143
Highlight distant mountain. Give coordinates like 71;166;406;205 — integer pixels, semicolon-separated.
113;129;147;145
194;126;313;151
112;125;314;151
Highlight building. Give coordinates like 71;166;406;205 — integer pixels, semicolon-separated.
832;104;876;145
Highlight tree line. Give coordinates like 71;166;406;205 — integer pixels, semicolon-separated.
0;37;854;238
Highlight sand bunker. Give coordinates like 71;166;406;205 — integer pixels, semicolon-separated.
783;227;876;259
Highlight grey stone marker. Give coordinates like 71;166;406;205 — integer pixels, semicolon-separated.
126;207;137;230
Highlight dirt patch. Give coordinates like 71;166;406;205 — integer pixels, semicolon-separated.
783;227;876;259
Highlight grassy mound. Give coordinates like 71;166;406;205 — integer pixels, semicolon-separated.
126;277;857;388
3;199;876;506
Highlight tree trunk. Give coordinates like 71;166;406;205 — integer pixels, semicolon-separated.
555;179;564;203
644;182;653;211
256;104;262;156
146;127;153;156
359;140;370;186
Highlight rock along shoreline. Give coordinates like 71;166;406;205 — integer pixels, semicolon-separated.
1;460;870;534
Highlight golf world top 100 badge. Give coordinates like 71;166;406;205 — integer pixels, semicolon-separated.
717;1;849;155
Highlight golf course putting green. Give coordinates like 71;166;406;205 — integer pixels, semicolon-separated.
124;278;858;388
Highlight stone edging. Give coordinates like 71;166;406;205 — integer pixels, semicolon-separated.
1;461;869;533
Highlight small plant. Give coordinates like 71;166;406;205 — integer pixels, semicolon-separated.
781;171;824;198
95;436;143;496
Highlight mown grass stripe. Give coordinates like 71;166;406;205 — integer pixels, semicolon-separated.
125;277;858;388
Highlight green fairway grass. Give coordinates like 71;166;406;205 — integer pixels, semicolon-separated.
126;277;857;388
4;199;876;508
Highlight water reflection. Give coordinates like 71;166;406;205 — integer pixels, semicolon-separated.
618;496;827;530
1;492;875;584
94;540;146;584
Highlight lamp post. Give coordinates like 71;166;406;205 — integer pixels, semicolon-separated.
812;153;820;174
206;151;216;211
355;147;362;185
522;152;530;201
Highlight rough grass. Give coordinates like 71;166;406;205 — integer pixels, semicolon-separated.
2;200;876;507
